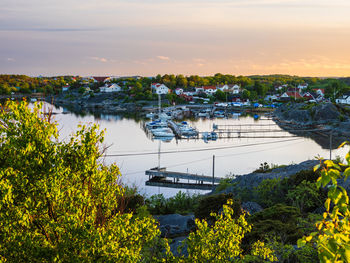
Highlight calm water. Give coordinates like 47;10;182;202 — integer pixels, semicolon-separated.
46;103;347;198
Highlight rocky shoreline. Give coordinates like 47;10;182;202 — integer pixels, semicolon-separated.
273;102;350;148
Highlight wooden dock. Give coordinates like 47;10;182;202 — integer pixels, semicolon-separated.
145;168;222;190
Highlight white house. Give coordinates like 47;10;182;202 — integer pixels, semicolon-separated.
151;83;169;95
297;83;308;90
175;88;183;95
230;84;241;94
202;86;217;95
336;92;350;105
100;83;122;93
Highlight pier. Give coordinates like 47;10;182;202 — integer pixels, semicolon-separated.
145;167;223;190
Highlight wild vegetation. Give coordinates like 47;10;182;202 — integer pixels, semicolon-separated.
0;100;349;262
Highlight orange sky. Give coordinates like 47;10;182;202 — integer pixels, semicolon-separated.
1;0;350;76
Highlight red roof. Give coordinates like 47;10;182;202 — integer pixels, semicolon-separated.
92;76;109;82
286;92;302;98
203;86;216;90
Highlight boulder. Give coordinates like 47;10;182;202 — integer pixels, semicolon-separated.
155;214;195;238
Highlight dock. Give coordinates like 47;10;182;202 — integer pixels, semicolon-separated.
145;168;223;190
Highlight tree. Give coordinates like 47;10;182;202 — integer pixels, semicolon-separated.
182;200;277;262
299;143;350;262
0;100;164;262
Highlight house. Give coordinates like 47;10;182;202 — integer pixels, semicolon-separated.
336;92;350;105
151;83;169;94
91;76;111;83
313;89;325;97
202;86;217;95
195;87;204;94
175;88;183;95
230;84;241;94
216;84;229;92
281;91;303;99
297;83;308;90
264;94;279;102
183;91;195;96
219;84;240;94
302;92;316;101
179;94;193;101
62;85;70;92
100;83;122;93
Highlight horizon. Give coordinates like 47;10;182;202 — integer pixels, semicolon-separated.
1;0;350;77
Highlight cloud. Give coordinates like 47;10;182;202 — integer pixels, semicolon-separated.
156;55;170;60
88;56;108;63
7;58;15;62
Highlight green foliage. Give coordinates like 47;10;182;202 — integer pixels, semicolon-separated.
299;143;350;263
286;180;324;213
247;204;304;245
194;193;241;222
0;100;165;262
146;192;200;215
182;200;277;262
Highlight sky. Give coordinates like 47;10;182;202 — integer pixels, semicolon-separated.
1;0;350;77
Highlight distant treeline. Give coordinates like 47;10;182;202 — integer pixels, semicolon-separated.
1;74;349;102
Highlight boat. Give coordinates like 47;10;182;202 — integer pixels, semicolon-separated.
30;98;37;102
198;110;209;118
202;131;217;141
152;128;175;138
146;112;155;119
178;121;198;137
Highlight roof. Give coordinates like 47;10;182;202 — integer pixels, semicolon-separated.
285;92;302;98
203;86;217;90
92;76;109;82
313;88;325;93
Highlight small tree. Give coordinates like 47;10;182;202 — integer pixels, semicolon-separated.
298;142;350;262
0;100;165;262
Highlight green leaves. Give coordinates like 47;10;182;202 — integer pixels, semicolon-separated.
0;100;166;262
299;142;350;263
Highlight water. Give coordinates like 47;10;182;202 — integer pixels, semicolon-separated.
46;103;347;198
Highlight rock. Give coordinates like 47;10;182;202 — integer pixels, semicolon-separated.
169;236;188;257
313;103;340;122
219;160;319;194
155;214;195;238
241;202;263;215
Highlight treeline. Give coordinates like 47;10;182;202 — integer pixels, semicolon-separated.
1;74;350;102
0;75;73;95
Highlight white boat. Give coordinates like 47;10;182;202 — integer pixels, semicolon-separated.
146;112;155;119
178;121;198;137
152;128;175;138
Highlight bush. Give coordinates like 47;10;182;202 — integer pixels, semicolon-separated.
194;193;241;222
247;204;303;245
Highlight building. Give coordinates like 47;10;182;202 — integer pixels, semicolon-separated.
336;92;350;105
297;83;308;90
100;83;122;93
175;88;183;95
91;76;111;83
151;83;170;94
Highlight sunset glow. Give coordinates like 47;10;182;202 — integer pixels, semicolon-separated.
1;0;350;76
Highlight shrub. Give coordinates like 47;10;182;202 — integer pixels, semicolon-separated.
194;193;241;222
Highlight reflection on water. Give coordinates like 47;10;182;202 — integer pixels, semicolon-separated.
26;103;350;197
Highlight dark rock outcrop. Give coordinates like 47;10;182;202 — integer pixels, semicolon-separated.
217;160;319;194
155;214;195;238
